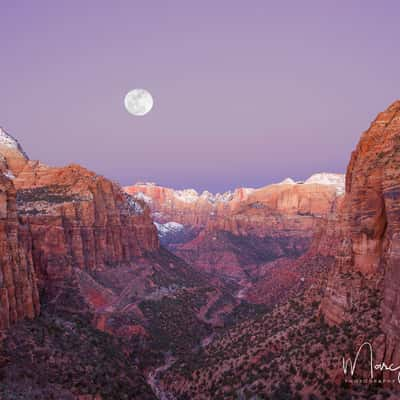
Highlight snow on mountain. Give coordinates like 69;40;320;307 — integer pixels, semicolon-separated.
132;191;152;204
174;189;199;203
214;191;234;202
200;190;236;203
305;173;344;186
305;173;345;195
278;178;296;185
135;182;157;186
200;190;215;202
174;188;253;204
0;127;29;158
154;221;184;238
125;194;144;214
2;170;15;180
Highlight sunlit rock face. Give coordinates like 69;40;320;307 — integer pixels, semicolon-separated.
12;161;159;310
125;176;344;231
320;100;400;363
124;183;254;227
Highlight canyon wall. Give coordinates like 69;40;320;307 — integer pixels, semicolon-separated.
0;173;39;329
124;183;255;227
13;161;159;314
125;175;344;232
320;100;400;361
15;161;158;279
0;128;159;326
0;129;39;329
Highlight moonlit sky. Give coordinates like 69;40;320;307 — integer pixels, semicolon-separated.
1;1;399;193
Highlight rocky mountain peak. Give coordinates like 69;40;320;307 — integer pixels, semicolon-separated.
0;127;29;176
278;177;296;185
0;127;29;159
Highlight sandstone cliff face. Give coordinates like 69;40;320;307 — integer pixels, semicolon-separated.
0;126;159;323
12;161;159;312
205;182;340;237
124;183;255;227
320;101;400;361
125;176;343;232
0;173;39;329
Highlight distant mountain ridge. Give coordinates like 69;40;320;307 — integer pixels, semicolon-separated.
126;172;345;206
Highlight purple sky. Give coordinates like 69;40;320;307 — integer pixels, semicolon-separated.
1;1;399;192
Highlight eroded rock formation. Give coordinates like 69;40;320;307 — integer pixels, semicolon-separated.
0;173;39;329
0;126;159;326
320;100;400;363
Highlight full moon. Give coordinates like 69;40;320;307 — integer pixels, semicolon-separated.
124;89;154;116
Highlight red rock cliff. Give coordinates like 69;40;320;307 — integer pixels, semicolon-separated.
124;184;249;227
14;161;159;291
0;126;159;321
125;176;343;234
320;101;400;362
0;173;40;329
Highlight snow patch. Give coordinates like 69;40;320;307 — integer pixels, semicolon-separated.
173;189;199;203
174;188;249;204
125;194;144;214
3;170;15;180
155;221;184;238
305;173;344;186
0;127;29;159
242;188;255;195
214;191;234;202
135;182;157;186
278;177;296;185
133;191;152;204
305;173;345;195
